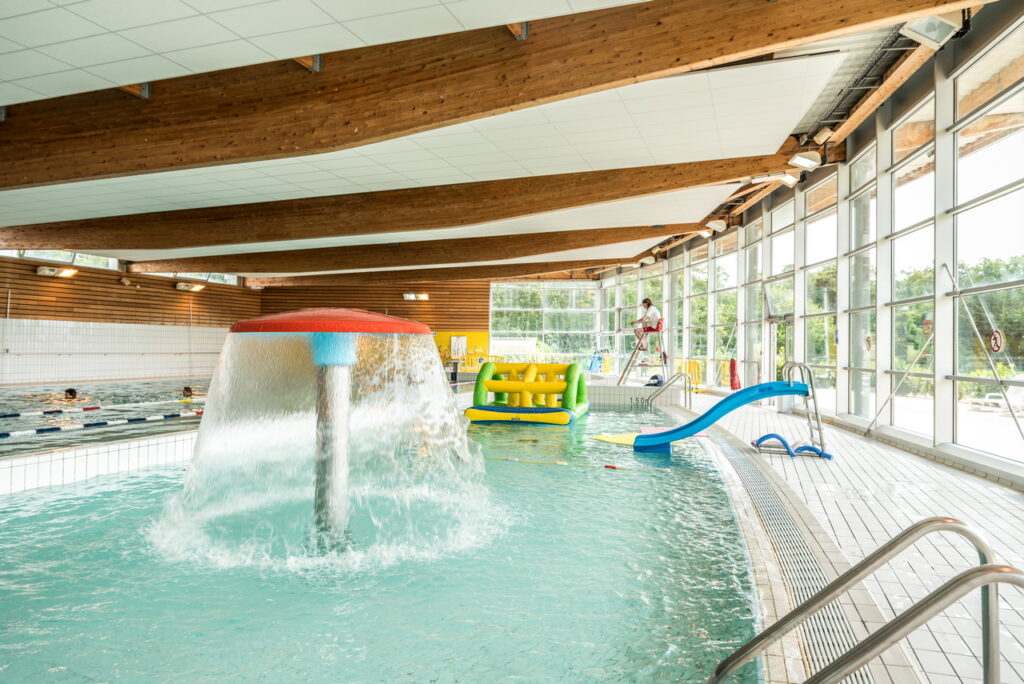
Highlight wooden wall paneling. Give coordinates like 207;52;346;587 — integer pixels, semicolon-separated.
259;281;491;331
0;257;260;327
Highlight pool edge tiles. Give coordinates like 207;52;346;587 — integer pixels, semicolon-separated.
665;406;921;684
0;429;196;496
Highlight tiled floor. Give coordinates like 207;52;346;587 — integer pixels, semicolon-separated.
685;392;1024;684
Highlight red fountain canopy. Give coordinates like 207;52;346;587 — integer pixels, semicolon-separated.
230;308;431;335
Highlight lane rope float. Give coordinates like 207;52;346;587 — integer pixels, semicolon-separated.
0;410;203;439
484;456;671;472
0;398;205;420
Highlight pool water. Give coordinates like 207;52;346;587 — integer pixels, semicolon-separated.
0;410;758;682
0;378;209;457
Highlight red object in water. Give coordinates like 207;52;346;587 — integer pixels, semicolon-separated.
604;465;618;469
230;308;431;335
729;358;741;390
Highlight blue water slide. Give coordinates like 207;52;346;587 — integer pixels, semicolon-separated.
633;381;809;453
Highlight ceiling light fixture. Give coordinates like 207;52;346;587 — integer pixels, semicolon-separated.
404;293;429;301
175;282;205;292
698;230;712;239
750;171;791;184
36;266;77;278
639;256;656;265
788;150;822;171
779;172;801;188
899;11;962;50
812;127;835;145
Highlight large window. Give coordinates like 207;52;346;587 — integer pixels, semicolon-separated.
892;227;934;300
948;25;1024;459
562;20;1024;466
490;282;599;363
893;97;935;163
893;148;935;231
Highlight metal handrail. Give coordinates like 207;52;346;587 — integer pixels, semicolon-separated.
711;517;998;683
645;372;693;409
645;372;681;406
806;564;1023;684
782;362;827;454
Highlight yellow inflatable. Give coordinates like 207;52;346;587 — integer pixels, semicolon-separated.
464;362;589;425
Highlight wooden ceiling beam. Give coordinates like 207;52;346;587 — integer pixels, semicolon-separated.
291;55;322;72
729;181;780;216
830;45;937;144
127;223;697;274
3;153;789;250
117;83;150;99
246;259;622;287
506;22;529;40
0;0;986;189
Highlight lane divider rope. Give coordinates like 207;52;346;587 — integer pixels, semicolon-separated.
0;398;205;420
0;410;203;439
484;456;670;472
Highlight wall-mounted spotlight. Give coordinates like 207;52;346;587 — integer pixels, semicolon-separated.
639;255;656;265
788;150;822;171
36;265;77;278
403;293;429;301
812;127;834;145
779;172;801;188
899;11;962;50
751;171;795;185
176;282;205;292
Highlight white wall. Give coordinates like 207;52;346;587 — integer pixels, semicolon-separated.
0;318;227;385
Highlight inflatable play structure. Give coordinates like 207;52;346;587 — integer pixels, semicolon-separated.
464;362;588;425
595;380;818;453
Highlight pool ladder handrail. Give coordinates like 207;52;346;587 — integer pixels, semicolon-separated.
643;372;692;410
780;361;827;455
711;516;1000;683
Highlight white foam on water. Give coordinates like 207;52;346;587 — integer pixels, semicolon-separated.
150;332;506;573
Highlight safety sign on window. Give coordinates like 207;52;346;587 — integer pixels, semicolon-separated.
990;329;1004;353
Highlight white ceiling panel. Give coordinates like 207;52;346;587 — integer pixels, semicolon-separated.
0;54;843;227
238;236;665;277
0;0;651;106
94;183;738;262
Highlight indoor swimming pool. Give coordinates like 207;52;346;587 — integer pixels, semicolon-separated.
0;410;758;682
0;378;209;457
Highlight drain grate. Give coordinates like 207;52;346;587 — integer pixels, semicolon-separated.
715;438;873;683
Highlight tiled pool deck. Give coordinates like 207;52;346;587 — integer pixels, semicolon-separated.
684;391;1024;684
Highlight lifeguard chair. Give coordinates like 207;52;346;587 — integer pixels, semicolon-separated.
617;317;668;386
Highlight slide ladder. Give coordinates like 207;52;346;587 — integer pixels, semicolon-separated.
754;362;830;458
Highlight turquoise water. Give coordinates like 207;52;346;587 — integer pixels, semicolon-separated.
0;411;758;682
0;378;209;457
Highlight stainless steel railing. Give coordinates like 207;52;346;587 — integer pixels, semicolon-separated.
806;564;1022;684
711;517;998;683
643;372;693;409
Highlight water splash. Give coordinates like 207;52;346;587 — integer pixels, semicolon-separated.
151;333;502;572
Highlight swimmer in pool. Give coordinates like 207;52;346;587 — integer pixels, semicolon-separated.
182;386;193;398
64;388;78;401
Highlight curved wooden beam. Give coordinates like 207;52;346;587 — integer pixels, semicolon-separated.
246;259;622;287
127;223;697;274
0;0;984;189
2;154;783;250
